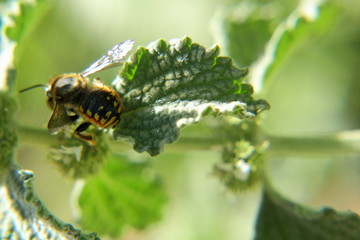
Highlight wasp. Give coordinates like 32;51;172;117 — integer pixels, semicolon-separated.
20;40;134;144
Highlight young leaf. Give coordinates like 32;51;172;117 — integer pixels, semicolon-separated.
0;165;99;240
113;36;270;156
255;186;360;240
77;155;167;237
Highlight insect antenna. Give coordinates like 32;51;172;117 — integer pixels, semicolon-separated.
19;84;46;93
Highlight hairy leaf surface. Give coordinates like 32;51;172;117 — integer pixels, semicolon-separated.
0;166;99;239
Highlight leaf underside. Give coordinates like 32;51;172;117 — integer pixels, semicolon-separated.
113;36;270;156
0;166;99;240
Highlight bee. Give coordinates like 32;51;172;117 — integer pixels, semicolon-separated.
20;40;134;144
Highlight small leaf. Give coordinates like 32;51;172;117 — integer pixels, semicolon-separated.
0;165;99;240
78;155;167;237
113;36;270;156
255;186;360;240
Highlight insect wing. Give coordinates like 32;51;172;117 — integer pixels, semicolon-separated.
81;39;134;77
48;103;73;134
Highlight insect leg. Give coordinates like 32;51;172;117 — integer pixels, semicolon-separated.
74;122;95;145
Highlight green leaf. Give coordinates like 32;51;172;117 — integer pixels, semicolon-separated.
78;155;167;237
250;1;340;92
0;165;99;240
255;186;360;240
113;36;270;156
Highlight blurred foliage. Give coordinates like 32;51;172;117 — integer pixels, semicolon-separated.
49;131;109;179
221;1;282;66
213;121;268;192
255;187;360;240
0;0;359;239
0;92;17;170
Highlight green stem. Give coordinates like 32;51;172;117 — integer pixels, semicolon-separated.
266;130;360;155
17;125;219;151
17;124;360;155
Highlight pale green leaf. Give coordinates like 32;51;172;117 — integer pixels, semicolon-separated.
113;36;270;156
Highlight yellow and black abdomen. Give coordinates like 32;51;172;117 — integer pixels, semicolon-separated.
78;88;122;128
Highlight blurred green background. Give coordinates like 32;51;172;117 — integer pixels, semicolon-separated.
15;0;360;239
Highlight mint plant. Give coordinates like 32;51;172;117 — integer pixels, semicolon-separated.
1;0;360;239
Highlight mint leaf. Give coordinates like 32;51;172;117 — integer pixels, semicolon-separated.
78;155;167;237
113;36;270;156
0;165;99;240
255;187;360;240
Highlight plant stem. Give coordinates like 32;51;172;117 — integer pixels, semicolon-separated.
266;131;360;155
17;124;360;155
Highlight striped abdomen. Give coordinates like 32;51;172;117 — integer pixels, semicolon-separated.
78;88;122;128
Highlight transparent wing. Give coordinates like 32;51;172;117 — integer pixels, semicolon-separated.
48;103;73;134
81;39;134;77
